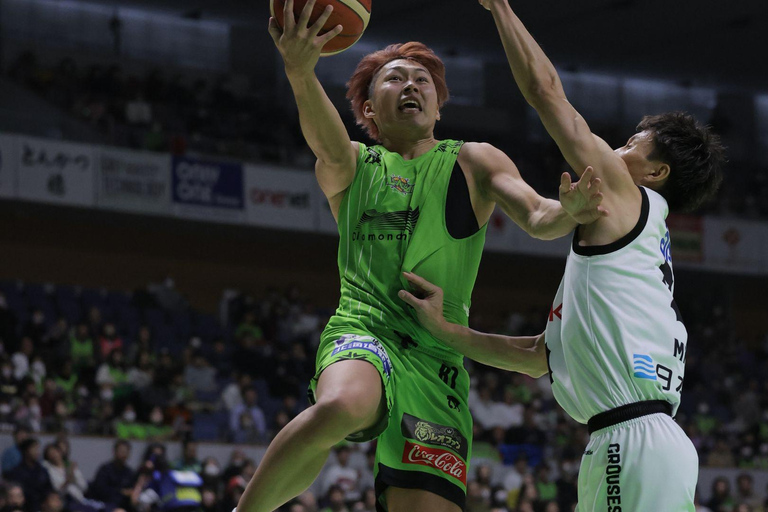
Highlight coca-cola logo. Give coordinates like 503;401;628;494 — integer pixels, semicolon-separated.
401;441;466;485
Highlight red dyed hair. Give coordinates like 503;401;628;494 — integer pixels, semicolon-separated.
346;42;449;142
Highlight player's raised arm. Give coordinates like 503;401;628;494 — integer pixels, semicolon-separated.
463;143;606;240
479;0;633;193
398;272;548;378
268;0;358;212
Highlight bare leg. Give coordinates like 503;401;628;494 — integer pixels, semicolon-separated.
237;360;384;512
385;487;462;512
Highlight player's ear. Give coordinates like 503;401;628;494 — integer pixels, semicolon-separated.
436;109;441;121
363;100;375;119
648;162;670;183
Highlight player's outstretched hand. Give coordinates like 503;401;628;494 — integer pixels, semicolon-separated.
559;166;609;224
268;0;343;77
398;272;448;336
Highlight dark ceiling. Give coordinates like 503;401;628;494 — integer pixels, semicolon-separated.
78;0;768;91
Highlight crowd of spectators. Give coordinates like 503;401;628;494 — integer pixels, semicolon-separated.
0;276;765;511
4;50;768;220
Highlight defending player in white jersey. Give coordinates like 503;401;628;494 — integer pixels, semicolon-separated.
398;0;725;510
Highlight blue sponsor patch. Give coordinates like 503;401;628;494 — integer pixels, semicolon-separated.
332;339;392;376
632;353;657;380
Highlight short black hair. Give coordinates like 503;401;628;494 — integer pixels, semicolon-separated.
19;438;38;454
638;111;725;213
113;439;131;452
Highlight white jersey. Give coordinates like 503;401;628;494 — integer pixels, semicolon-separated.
544;187;687;424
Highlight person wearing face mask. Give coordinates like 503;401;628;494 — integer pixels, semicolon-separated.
0;362;19;400
200;457;222;493
11;337;34;381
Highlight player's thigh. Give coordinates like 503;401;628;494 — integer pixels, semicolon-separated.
385;487;462;512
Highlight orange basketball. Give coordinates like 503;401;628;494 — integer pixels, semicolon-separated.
270;0;371;56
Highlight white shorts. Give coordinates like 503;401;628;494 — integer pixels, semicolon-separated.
575;413;698;512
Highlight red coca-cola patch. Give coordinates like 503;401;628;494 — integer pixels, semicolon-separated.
401;441;467;485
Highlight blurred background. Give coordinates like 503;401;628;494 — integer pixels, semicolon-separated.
0;0;766;511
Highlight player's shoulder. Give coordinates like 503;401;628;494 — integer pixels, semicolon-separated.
458;142;514;177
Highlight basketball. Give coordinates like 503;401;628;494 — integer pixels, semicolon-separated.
270;0;371;56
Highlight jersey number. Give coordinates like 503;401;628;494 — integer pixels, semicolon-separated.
439;364;458;389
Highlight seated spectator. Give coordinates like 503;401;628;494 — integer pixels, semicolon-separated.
23;309;47;346
39;490;64;512
69;323;95;373
6;438;53;512
172;440;202;474
11;337;34;381
116;405;174;441
53;360;78;404
88;439;135;508
41;317;68;365
1;426;30;477
126;326;154;366
221;373;250;412
229;388;267;443
321;485;350;512
2;482;26;512
41;442;87;502
321;446;360;503
127;351;154;391
0;292;18;351
184;352;217;395
735;473;760;510
95;349;131;404
99;323;123;361
707;476;735;512
0;360;20;401
235;311;263;341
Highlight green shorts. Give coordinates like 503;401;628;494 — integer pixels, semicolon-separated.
308;330;472;511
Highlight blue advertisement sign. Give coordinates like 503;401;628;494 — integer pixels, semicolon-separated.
172;156;243;210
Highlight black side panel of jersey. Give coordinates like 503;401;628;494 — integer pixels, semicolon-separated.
446;162;479;239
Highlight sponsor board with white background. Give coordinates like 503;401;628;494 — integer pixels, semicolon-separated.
244;164;315;231
97;147;171;214
0;134;766;275
0;133;17;198
16;136;95;206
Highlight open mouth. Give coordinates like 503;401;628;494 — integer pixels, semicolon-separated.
398;99;422;112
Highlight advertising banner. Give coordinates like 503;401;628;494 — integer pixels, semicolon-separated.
245;164;314;231
171;156;244;223
0;133;17;198
97;148;170;214
16;137;95;206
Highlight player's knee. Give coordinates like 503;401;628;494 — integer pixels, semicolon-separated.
314;389;381;434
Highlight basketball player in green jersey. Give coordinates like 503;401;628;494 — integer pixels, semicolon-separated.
238;1;604;511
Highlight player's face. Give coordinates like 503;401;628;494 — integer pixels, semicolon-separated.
614;130;669;188
365;59;440;139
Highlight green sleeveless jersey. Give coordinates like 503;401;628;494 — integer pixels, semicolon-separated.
322;140;488;358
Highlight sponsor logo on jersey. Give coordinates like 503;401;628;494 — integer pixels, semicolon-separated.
632;354;657;381
388;174;414;195
401;441;467;484
331;339;392;376
401;413;468;459
606;443;622;511
351;207;420;243
364;148;382;165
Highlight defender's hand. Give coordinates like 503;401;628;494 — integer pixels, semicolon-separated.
398;272;449;336
267;0;343;77
559;167;608;224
